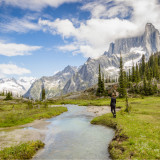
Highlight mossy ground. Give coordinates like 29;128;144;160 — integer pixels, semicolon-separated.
0;140;44;160
91;96;160;159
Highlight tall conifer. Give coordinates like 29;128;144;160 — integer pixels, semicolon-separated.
142;54;145;76
42;87;46;100
118;53;126;97
96;64;103;96
132;64;136;82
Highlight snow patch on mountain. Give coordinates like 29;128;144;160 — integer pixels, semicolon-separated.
124;47;145;68
0;77;36;96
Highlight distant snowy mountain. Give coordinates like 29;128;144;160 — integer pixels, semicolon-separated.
24;65;77;100
0;77;36;96
25;23;160;99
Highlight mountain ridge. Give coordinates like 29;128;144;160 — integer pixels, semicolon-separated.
24;23;160;99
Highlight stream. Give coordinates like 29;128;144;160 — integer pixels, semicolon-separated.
33;105;114;159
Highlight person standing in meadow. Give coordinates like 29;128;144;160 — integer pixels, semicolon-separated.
110;93;116;118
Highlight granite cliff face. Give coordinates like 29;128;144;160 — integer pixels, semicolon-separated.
107;23;160;58
63;54;120;94
63;23;160;94
25;23;160;99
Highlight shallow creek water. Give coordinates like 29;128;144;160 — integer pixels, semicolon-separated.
33;105;114;160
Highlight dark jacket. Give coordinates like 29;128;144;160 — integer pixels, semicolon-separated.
110;97;116;107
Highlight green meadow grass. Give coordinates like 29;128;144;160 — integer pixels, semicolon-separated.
91;96;160;159
0;100;67;127
0;140;44;160
48;98;112;106
1;97;160;159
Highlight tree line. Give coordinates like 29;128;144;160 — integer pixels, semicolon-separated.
97;52;160;97
118;52;160;97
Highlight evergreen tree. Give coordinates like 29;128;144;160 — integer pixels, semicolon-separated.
148;68;151;81
136;63;140;83
148;53;154;67
142;54;146;76
139;63;142;80
158;54;160;66
154;56;159;80
132;64;136;82
126;72;129;87
118;54;126;97
147;80;153;95
42;87;46;100
5;92;13;100
129;69;132;82
123;71;128;88
101;73;105;94
153;80;158;93
96;64;103;96
145;63;149;80
143;75;147;95
150;67;153;80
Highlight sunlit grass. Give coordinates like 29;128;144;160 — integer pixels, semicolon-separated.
0;100;67;127
0;140;44;160
91;96;160;159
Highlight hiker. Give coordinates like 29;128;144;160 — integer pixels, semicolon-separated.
110;93;116;118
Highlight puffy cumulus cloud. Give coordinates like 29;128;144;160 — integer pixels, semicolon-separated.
39;18;77;37
39;0;160;58
0;42;42;56
82;0;160;30
39;18;137;58
0;64;31;77
129;0;160;29
1;0;80;11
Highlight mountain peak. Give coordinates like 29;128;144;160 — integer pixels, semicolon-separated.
87;57;92;62
63;65;77;72
145;23;157;33
65;65;72;69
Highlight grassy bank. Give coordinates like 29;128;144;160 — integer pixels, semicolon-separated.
0;99;67;127
91;97;160;159
48;98;112;106
0;140;44;159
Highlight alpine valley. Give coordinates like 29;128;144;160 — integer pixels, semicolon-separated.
18;23;160;99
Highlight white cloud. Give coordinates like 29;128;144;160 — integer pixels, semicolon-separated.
58;44;78;52
0;64;31;77
39;18;77;37
0;42;42;56
39;18;138;58
81;0;132;19
1;0;80;11
39;0;160;58
0;15;40;33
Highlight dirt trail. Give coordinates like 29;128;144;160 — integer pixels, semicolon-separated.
87;106;120;116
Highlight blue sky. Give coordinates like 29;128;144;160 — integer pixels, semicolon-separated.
0;0;160;78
